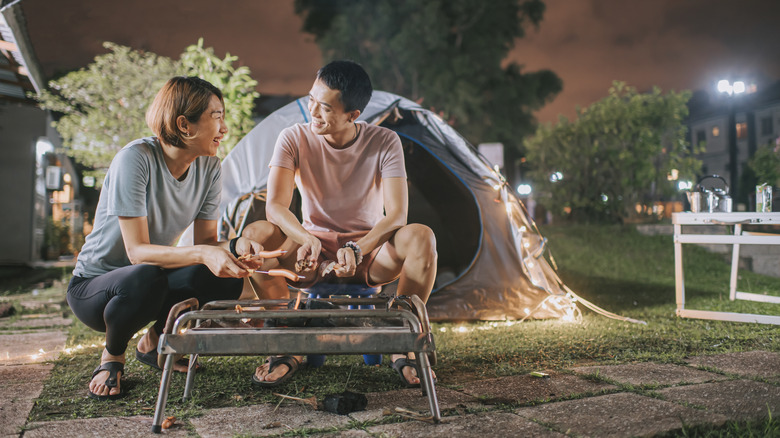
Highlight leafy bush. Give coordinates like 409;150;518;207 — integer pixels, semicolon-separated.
34;40;258;185
524;81;701;223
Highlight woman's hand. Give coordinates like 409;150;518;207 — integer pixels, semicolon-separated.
201;245;252;278
232;237;268;271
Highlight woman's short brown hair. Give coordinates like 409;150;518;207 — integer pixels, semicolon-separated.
146;76;224;148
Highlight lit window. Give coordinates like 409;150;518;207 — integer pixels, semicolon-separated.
736;122;748;139
712;126;720;137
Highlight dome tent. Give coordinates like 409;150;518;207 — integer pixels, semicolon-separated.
220;91;574;321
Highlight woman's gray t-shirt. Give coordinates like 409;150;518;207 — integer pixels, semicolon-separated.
73;137;222;278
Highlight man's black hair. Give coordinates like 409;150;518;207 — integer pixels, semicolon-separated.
316;60;373;113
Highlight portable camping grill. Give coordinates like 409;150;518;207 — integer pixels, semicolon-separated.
151;295;440;433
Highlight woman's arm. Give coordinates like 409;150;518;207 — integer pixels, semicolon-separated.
119;216;251;278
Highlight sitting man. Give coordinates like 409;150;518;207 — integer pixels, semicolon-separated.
242;60;437;388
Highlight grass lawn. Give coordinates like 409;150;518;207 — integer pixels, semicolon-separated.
8;225;780;435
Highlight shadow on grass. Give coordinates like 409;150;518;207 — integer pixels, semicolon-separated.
557;269;721;313
558;269;673;312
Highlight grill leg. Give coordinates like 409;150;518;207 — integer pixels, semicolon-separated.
152;353;175;433
417;351;440;422
183;353;198;400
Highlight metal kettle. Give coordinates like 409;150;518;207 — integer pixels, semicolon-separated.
686;175;732;213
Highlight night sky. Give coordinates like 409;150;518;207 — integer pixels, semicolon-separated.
18;0;780;124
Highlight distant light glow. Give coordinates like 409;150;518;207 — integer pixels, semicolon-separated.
678;180;693;191
36;138;53;158
718;79;749;96
717;79;731;94
516;183;532;196
601;193;609;202
549;171;563;183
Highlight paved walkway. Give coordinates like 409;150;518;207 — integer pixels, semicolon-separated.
1;307;779;437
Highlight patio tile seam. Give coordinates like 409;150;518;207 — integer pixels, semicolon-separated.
689;365;780;385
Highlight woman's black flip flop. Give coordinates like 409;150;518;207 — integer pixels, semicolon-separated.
88;361;125;400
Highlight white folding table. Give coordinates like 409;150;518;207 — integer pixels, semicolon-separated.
673;212;780;325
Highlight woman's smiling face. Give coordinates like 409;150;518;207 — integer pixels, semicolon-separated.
184;94;228;157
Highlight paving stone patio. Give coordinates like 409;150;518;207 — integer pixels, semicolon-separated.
367;412;566;437
515;392;727;437
22;416;190;438
0;315;71;329
0;331;67;365
0;364;52;437
190;403;354;437
686;350;780;382
659;379;780;421
458;371;616;404
572;362;728;387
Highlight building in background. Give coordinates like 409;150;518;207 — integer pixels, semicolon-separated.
687;80;780;209
1;2;82;264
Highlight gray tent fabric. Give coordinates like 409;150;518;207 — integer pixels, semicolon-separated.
220;91;570;321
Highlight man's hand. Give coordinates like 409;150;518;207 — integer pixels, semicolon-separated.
295;234;322;272
333;247;357;277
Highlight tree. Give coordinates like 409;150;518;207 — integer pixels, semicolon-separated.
748;144;780;187
294;0;562;167
524;81;701;223
34;41;258;185
35;42;178;180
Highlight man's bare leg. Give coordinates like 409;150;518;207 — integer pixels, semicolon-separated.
242;220;307;383
370;223;438;385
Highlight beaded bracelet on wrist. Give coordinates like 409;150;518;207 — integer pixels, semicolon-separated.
229;237;240;258
343;241;363;265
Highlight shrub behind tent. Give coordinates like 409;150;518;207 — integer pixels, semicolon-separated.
220;91;570;321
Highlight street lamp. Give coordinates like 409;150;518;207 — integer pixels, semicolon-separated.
717;79;747;204
717;79;746;96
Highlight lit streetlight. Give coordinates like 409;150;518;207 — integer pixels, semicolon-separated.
717;79;746;96
717;79;751;204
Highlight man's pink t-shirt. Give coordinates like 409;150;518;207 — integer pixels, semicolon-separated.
269;122;406;233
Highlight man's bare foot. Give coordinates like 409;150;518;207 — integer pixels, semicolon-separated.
89;349;124;398
136;329;190;372
391;353;437;386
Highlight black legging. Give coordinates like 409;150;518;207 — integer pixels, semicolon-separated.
67;264;242;356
